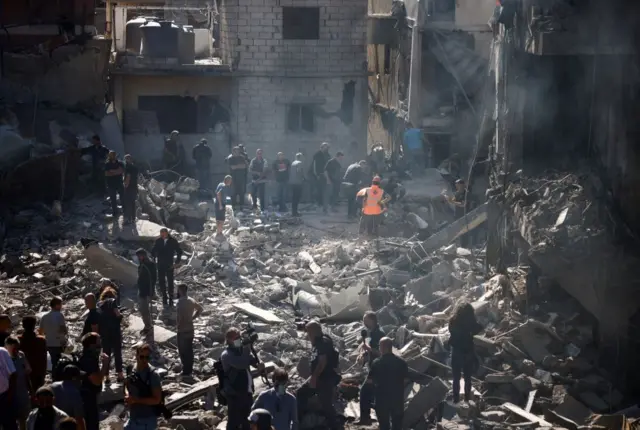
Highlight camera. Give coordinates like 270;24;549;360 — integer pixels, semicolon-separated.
241;323;258;345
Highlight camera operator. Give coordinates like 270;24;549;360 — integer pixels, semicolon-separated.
299;321;341;430
77;333;110;430
124;344;162;430
220;327;264;430
357;311;385;425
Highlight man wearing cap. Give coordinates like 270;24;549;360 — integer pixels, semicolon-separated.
151;229;183;308
135;249;156;334
51;365;86;430
123;154;140;224
357;176;387;236
26;386;68;430
192;139;213;190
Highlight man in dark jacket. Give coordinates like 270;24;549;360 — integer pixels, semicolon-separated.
123;154;139;224
135;249;156;335
151;228;183;308
80;135;109;195
192;139;213;190
367;338;408;430
343;160;367;219
310;142;331;206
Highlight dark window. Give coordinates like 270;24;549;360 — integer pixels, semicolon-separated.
138;96;198;133
383;45;391;74
286;104;315;132
282;7;320;40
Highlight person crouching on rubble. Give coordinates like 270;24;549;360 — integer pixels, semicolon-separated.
357;176;387;236
252;368;298;430
448;302;482;403
215;175;233;240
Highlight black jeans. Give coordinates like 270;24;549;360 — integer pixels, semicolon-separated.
197;168;210;190
226;393;252;430
291;184;303;215
82;392;100;430
451;350;475;402
232;175;246;208
0;391;17;430
103;335;123;374
123;187;137;222
297;382;341;430
343;183;357;218
330;181;340;207
376;402;404;430
107;182;124;216
251;182;266;210
315;177;326;206
359;214;381;235
178;332;194;375
91;168;106;195
359;380;374;419
48;346;63;373
157;265;175;304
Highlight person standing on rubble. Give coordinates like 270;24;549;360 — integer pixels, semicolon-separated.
310;143;331;207
39;297;68;373
221;327;264;430
163;131;185;175
81;294;100;337
19;316;47;394
357;311;385;426
124;344;162;430
176;284;203;379
215;175;233;239
249;149;268;212
135;249;157;335
0;338;17;430
228;147;249;210
252;368;298;430
77;333;110;430
343;160;367;220
98;287;124;383
151;228;183;308
80;135;109;195
448;302;482;403
192;138;213;190
0;314;12;346
298;321;341;430
289;153;305;217
356;176;387;236
26;386;69;430
104;151;125;219
272;152;291;213
5;335;31;430
323;151;344;214
50;365;86;430
123;154;139;225
367;337;408;430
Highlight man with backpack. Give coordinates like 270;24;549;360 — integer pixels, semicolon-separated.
98;287;124;383
124;344;162;430
77;333;110;430
301;321;342;430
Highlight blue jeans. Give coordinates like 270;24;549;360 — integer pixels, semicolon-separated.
125;416;158;430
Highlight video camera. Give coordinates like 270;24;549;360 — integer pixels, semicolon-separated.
241;323;259;345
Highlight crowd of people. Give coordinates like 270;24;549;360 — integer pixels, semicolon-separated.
0;274;483;430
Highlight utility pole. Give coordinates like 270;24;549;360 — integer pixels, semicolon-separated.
407;0;424;127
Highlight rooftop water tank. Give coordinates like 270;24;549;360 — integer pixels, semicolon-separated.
179;25;196;64
125;16;155;54
140;20;180;59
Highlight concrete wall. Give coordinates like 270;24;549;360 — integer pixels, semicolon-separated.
455;0;495;31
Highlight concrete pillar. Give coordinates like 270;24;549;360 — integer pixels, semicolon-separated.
407;1;424;127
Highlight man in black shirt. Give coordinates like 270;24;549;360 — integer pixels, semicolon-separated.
104;151;124;218
80;135;109;195
192;139;213;190
301;321;341;430
82;293;101;336
323;151;344;213
151;229;183;308
228;147;248;210
343;160;367;219
123;154;139;224
272;152;291;212
249;149;268;211
310;142;331;207
78;333;109;430
135;249;156;335
367;337;408;430
357;311;384;425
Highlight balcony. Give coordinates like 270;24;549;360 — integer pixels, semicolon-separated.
110;2;232;75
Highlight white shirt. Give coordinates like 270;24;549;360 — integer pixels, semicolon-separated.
0;347;16;394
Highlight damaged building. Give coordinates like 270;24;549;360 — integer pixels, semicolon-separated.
109;0;369;179
484;0;640;395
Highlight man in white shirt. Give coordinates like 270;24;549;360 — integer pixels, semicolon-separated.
39;297;68;372
0;345;17;430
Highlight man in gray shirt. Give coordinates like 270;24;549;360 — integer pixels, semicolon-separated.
289;153;305;217
125;344;162;430
175;284;203;378
39;297;67;372
51;365;86;430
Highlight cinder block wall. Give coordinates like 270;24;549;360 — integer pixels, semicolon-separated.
221;0;369;166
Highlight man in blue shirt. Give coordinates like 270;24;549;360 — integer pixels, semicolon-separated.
403;128;424;174
215;175;233;239
252;368;298;430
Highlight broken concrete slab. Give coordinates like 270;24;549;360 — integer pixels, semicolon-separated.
404;377;448;429
84;243;138;287
109;220;171;242
232;302;283;324
547;394;592;429
502;402;553;427
128;315;177;344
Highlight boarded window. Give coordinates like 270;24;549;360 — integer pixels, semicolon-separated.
286;104;315;132
282;7;320;40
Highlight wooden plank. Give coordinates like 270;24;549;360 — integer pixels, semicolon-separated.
233;302;283;324
503;402;553;427
166;362;275;411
